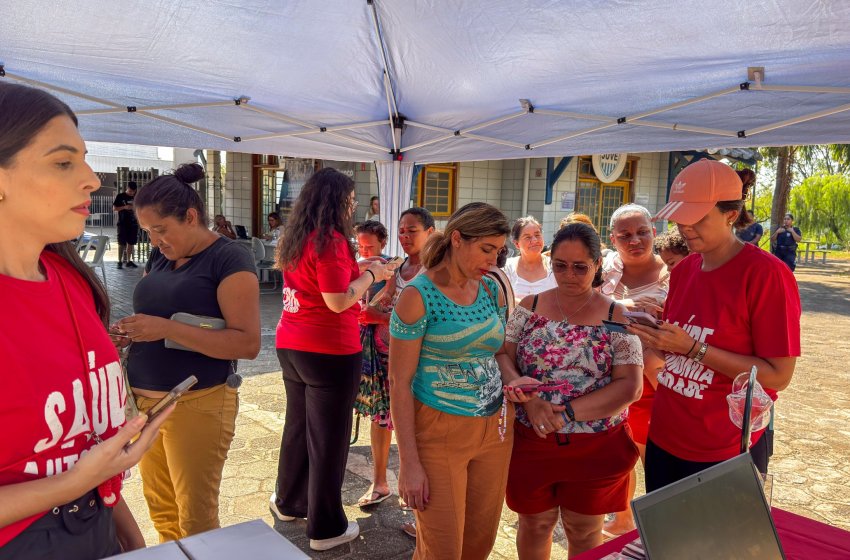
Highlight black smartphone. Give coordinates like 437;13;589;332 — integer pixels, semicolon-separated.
146;375;198;424
601;319;630;334
623;311;661;329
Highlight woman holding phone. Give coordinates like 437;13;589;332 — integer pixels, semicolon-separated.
271;168;395;552
633;160;800;491
499;222;643;558
599;203;668;536
0;82;169;558
115;163;261;542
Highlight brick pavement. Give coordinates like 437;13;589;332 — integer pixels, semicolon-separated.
101;238;850;558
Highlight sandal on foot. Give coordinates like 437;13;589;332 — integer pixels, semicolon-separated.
401;521;417;538
357;489;391;507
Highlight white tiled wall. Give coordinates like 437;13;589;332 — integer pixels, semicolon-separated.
224;152;254;234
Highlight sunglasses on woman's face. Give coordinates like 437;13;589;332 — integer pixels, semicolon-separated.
551;261;591;276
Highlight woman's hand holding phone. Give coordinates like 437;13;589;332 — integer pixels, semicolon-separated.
503;376;542;403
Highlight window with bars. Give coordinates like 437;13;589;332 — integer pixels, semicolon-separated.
417;164;456;217
575;157;637;238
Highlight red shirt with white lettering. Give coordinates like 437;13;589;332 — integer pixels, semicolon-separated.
0;252;127;546
276;231;361;354
649;243;801;462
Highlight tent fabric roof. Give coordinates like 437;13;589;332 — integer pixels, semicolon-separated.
3;1;850;163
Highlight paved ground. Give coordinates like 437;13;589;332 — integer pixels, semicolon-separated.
96;235;850;558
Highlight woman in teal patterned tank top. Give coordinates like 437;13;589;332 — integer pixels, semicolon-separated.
390;203;534;560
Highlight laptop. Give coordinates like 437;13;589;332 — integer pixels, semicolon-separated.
234;225;249;239
631;453;784;559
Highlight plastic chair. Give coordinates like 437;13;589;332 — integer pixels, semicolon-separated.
80;235;110;285
251;237;279;290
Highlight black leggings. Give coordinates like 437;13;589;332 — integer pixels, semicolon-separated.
273;348;361;540
645;433;771;493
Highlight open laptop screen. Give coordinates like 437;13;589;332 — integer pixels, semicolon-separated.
632;454;784;559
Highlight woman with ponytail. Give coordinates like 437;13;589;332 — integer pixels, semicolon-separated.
389;202;526;559
113;163;261;541
0;82;169;558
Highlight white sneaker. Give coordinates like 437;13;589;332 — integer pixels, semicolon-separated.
309;521;360;551
269;493;297;522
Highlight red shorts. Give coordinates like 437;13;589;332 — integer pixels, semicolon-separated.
627;377;655;445
506;421;639;516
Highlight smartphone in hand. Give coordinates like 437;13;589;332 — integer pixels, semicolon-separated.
146;375;198;424
623;311;661;328
602;319;630;334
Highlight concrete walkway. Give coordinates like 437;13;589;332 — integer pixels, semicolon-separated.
100;241;850;558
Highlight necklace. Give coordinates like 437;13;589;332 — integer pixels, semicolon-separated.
555;289;594;323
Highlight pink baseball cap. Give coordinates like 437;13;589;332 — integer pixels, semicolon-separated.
653;160;743;225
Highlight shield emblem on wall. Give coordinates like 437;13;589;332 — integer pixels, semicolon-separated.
591;153;628;183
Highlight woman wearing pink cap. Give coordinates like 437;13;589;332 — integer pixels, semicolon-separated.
630;159;801;491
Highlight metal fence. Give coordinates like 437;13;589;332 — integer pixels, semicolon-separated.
87;194;116;227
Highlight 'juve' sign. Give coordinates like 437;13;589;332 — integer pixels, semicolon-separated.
591;153;628;183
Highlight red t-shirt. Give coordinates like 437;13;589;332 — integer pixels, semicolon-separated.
0;252;127;546
276;231;361;354
649;243;801;462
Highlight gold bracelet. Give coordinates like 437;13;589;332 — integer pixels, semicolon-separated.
692;342;709;363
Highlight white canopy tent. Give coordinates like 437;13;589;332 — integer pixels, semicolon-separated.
4;0;850;239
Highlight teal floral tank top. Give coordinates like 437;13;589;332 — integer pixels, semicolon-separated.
390;275;506;417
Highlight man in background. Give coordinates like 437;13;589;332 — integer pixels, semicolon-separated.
113;181;139;269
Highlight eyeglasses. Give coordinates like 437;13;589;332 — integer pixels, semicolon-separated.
551;261;592;276
349;198;359;209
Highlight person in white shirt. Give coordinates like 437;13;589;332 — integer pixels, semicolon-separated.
365;196;380;221
503;216;557;303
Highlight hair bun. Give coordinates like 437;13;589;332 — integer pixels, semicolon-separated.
173;162;205;185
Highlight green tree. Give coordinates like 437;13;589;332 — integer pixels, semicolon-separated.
789;174;850;246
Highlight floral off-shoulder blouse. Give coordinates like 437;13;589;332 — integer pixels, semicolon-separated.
506;305;643;434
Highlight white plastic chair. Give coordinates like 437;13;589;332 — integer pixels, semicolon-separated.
79;235;110;285
251;237;279;290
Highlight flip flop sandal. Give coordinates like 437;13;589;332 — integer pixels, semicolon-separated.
357;489;391;507
402;521;417;539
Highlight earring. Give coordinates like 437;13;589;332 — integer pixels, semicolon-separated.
0;193;5;201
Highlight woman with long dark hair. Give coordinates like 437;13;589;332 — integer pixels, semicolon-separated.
114;163;260;541
271;168;395;552
0;82;169;558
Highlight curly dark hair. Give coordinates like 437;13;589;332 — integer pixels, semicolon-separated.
654;227;689;257
356;220;388;244
276;168;356;270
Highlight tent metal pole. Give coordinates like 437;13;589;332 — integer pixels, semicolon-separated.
325;131;391;153
534;109;614;122
745;101;850;137
239;130;323;142
133;111;234;142
462;133;527;150
76;100;237;116
629;119;738;137
405;121;454;133
625;86;740;122
368;0;400;118
240;105;315;130
755;85;850;94
400;133;456;153
325;120;391;132
5;71;124;109
530;122;618;149
460;111;527;135
383;72;398;152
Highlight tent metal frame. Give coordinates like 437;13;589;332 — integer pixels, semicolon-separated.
5;65;850;161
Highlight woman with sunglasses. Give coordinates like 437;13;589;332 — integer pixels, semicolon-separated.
498;222;643;559
630;160;800;491
504;216;557;303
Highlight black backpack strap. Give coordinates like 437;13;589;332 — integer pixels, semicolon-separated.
608;301;616;321
531;294;539;312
